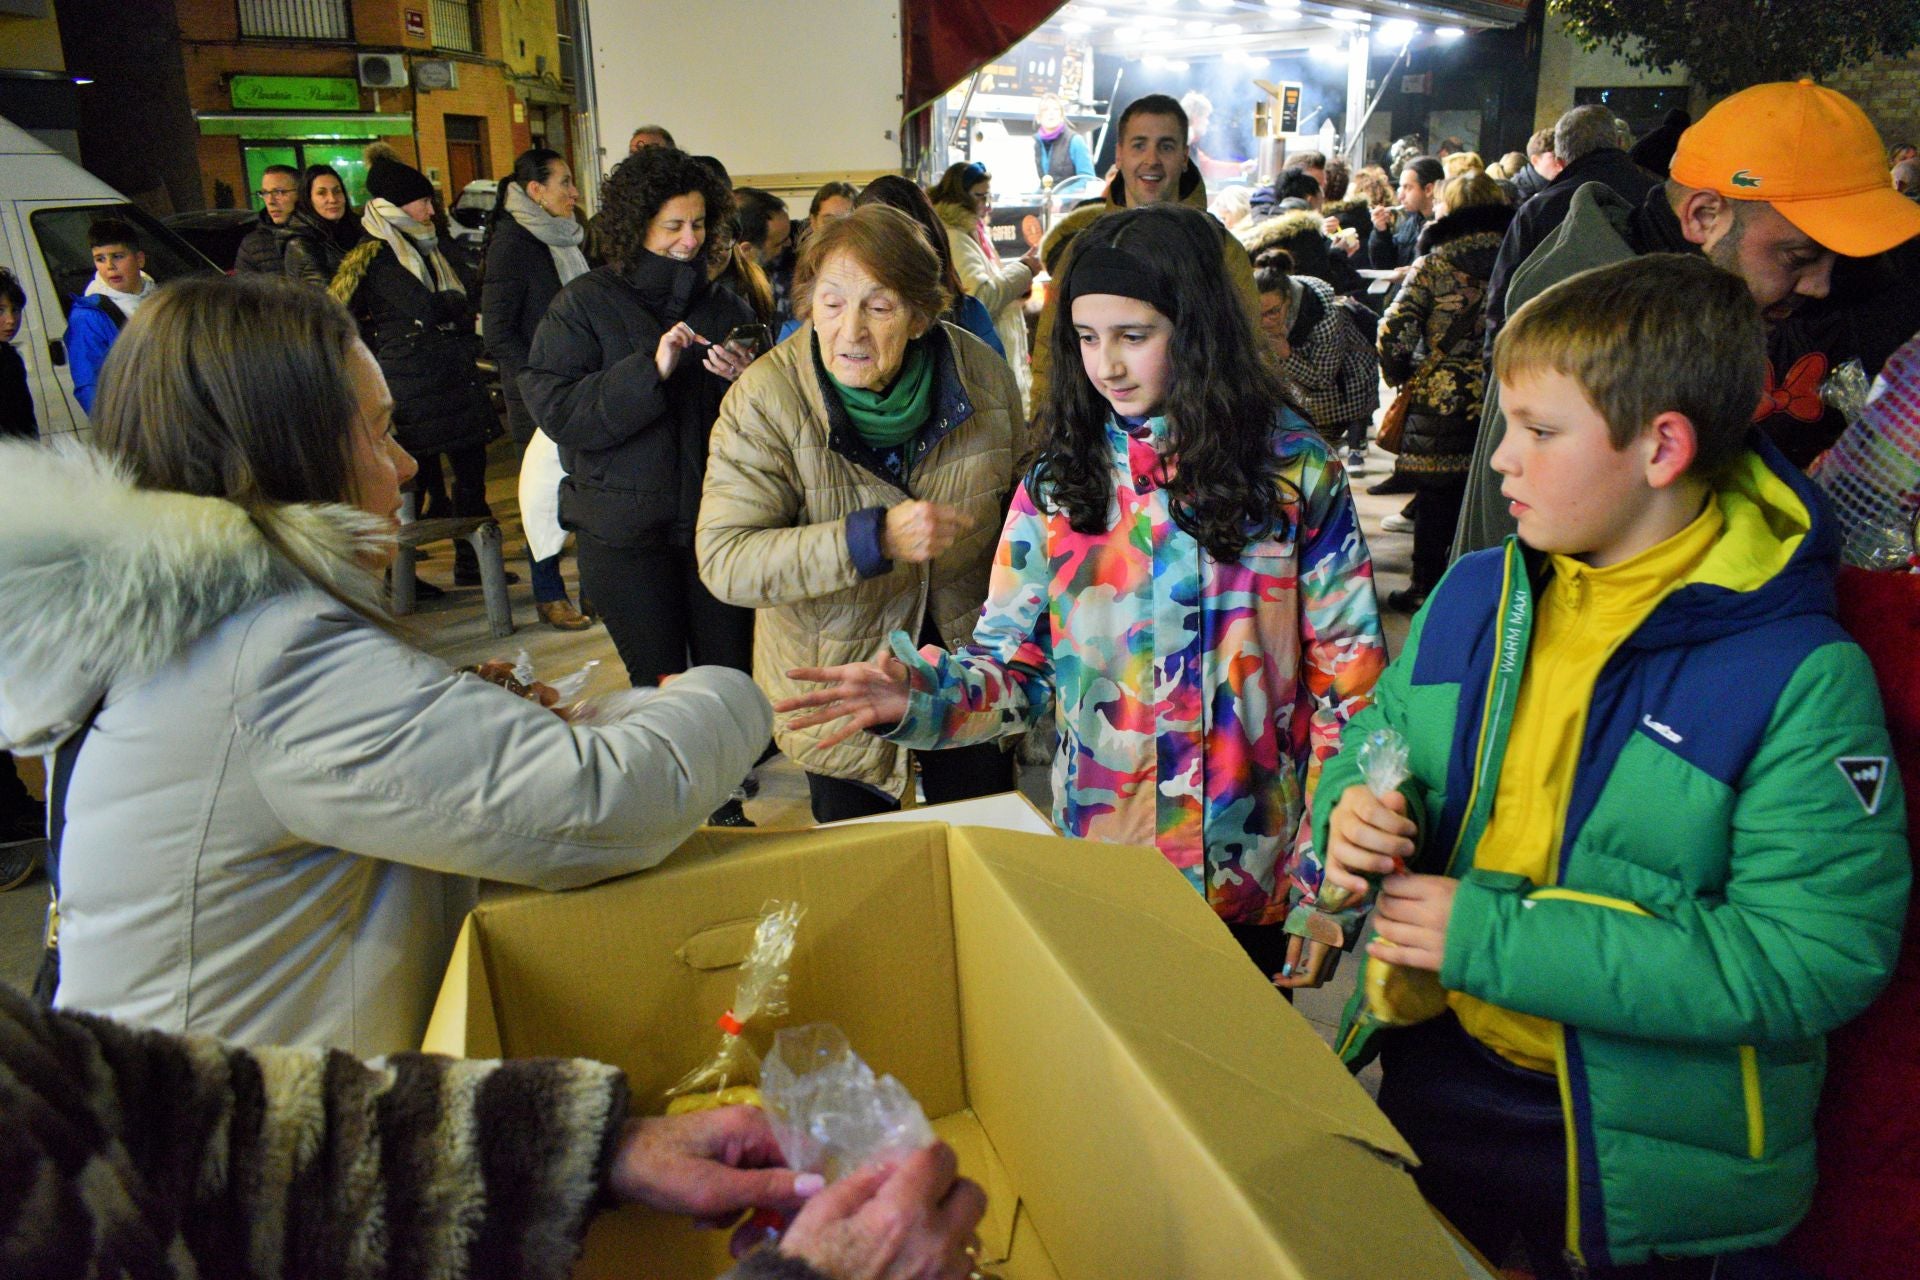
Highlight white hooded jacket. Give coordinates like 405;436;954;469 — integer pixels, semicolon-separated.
0;442;771;1055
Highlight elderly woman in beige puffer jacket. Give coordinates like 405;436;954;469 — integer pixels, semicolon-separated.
698;204;1027;822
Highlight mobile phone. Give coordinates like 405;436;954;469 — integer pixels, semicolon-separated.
725;323;772;357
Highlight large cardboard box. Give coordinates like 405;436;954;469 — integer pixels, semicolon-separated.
425;818;1475;1279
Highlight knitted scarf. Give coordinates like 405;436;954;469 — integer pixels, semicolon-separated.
504;183;589;286
827;340;933;447
361;198;462;294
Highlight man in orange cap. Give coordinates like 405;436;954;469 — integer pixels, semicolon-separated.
1455;79;1920;558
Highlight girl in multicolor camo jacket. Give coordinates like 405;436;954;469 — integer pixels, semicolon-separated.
780;204;1385;982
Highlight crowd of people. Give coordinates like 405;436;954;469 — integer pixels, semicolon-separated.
0;72;1918;1280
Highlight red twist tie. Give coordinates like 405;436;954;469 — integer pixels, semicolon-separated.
717;1011;746;1037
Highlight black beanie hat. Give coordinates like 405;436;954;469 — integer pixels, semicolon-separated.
364;144;436;207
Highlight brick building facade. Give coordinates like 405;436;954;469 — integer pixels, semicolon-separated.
1825;50;1920;157
57;0;571;216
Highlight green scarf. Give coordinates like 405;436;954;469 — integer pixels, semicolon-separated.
828;340;934;447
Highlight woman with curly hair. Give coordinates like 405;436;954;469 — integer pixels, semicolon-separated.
282;163;365;291
777;204;1386;985
521;146;762;825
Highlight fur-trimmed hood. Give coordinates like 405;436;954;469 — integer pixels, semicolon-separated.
1236;208;1328;256
0;440;390;753
1415;202;1516;255
934;199;978;234
326;236;383;307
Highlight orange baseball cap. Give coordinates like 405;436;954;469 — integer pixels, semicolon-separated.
1669;79;1920;258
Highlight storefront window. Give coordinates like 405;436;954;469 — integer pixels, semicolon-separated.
241;142;372;209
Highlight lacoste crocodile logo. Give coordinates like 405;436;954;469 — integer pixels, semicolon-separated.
1731;170;1762;189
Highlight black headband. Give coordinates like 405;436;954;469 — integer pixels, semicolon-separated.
1063;243;1176;318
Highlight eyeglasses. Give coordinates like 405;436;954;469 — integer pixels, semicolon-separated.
256;188;298;198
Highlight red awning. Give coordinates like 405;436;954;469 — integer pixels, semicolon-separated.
902;0;1067;117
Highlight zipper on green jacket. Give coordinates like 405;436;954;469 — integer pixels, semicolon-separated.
1540;581;1671;1266
1739;1045;1766;1160
1533;889;1650;1268
1442;542;1533;879
1340;542;1531;1062
1554;1022;1585;1272
1450;545;1613;1267
1529;887;1652;917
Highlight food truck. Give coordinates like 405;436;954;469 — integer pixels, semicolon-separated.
570;0;1531;238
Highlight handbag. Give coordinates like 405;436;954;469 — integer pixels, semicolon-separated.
1377;303;1479;456
1376;383;1418;455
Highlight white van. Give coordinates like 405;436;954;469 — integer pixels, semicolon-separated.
448;177;498;247
0;116;220;437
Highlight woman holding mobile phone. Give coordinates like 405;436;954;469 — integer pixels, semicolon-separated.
522;146;765;825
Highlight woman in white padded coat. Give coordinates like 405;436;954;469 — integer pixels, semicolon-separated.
930;162;1037;414
0;275;770;1056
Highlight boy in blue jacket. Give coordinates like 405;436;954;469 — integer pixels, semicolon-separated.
1300;254;1909;1276
67;218;155;415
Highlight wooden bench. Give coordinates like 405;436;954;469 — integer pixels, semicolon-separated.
391;492;515;637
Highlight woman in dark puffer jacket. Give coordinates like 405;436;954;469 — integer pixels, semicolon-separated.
521;146;763;825
1377;173;1513;611
282;163;366;291
331;143;502;588
483;146;593;630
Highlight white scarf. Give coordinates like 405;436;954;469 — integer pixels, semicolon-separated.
504;183;589;286
361;198;464;295
84;271;157;319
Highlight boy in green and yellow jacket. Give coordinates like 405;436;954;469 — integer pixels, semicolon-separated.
1293;254;1910;1276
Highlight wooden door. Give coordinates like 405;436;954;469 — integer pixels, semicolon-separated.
444;114;488;198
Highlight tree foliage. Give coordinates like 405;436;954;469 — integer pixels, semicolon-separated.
1551;0;1920;94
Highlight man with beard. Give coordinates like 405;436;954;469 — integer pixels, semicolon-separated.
1454;80;1920;557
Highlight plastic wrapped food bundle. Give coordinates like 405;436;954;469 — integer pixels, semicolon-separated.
463;650;608;710
665;901;804;1115
760;1024;936;1182
1315;727;1412;915
1814;343;1920;571
1334;728;1450;1027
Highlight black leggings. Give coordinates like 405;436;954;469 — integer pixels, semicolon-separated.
804;743;1013;823
575;536;754;686
1412;473;1468;594
0;751;37;825
412;445;491;522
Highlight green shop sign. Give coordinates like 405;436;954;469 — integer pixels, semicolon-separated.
229;75;361;112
